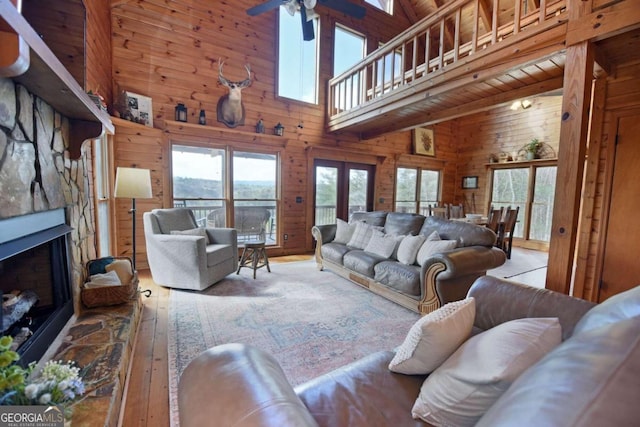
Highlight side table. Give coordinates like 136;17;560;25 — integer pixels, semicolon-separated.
237;241;271;279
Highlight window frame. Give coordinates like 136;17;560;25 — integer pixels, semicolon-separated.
365;0;394;15
394;165;443;215
276;7;320;105
487;160;558;249
170;142;282;246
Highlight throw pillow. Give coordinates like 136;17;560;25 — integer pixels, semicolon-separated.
347;221;381;249
412;317;562;427
88;256;115;275
389;297;476;375
364;232;400;258
105;259;134;284
170;227;210;245
396;234;426;265
333;218;356;245
416;239;457;267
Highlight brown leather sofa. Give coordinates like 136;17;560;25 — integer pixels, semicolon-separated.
178;276;640;427
311;212;506;314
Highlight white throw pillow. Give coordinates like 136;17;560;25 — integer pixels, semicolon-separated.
416;239;457;267
85;270;122;288
347;221;380;249
396;234;426;265
333;218;356;244
364;232;400;258
170;227;210;245
412;317;562;427
389;298;476;374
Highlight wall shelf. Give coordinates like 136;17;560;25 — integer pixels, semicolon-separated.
0;0;113;158
485;158;558;167
162;120;289;148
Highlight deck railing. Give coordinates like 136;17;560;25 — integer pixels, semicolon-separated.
327;0;566;121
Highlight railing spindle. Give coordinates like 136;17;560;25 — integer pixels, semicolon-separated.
492;0;498;44
454;8;461;62
424;28;431;75
439;18;445;69
472;0;479;53
539;0;547;23
514;0;522;35
412;35;418;82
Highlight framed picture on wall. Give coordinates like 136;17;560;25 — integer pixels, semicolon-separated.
413;128;435;156
122;91;153;127
462;176;479;189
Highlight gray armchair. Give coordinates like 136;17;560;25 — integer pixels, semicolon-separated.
143;208;238;290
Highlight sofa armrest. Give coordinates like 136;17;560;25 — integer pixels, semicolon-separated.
468;276;596;340
418;246;506;313
311;224;337;270
179;343;319;427
205;227;238;247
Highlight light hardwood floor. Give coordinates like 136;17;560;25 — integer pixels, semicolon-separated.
118;250;544;426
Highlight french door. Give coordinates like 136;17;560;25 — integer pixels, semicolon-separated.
314;160;374;225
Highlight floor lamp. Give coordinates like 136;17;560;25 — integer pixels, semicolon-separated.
114;167;152;270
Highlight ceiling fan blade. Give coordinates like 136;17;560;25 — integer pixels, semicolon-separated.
318;0;366;19
246;0;286;16
300;6;315;41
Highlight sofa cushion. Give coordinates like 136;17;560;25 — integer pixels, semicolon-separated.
347;222;382;249
419;215;496;247
343;250;387;278
374;261;421;297
364;232;401;258
412;317;562;426
333;218;356;245
171;227;211;245
320;242;352;264
572;284;640;336
206;244;235;267
476;316;640;427
154;208;198;234
389;297;475;374
295;351;427;427
350;210;388;226
383;212;425;236
397;235;426;265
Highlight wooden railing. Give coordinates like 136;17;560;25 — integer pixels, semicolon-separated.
328;0;566;120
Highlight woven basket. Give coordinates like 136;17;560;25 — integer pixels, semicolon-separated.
82;257;139;308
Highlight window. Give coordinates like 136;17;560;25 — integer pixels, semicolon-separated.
93;134;112;257
365;0;393;14
333;25;366;111
489;164;557;244
278;8;319;103
395;167;441;215
171;145;281;246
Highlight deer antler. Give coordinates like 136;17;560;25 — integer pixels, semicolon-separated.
218;59;230;86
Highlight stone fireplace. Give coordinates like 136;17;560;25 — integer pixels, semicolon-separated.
0;76;98;320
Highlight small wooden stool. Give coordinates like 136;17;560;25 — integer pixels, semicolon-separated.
237;241;271;279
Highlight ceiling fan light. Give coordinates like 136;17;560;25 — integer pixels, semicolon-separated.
510;101;521;111
284;1;298;16
303;0;317;8
305;7;318;21
521;99;532;109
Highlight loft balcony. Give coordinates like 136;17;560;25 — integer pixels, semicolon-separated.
327;0;568;138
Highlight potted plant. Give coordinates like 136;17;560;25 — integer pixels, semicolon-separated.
524;138;542;160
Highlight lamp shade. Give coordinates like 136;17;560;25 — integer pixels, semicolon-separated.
114;167;152;199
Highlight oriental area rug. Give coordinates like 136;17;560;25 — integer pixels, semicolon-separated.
167;260;420;426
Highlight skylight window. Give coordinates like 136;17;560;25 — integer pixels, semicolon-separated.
365;0;393;14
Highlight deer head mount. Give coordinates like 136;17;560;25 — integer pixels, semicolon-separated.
217;60;252;128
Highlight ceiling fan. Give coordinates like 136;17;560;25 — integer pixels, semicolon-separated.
247;0;366;41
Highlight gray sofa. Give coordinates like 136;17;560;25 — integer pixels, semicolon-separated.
143;208;238;290
312;211;506;314
178;277;640;427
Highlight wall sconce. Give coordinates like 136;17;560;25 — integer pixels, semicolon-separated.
256;119;265;134
510;99;533;111
175;103;187;122
274;122;284;136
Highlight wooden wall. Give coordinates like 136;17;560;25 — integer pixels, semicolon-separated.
575;60;640;300
85;0;112;105
108;0;451;258
453;96;563;213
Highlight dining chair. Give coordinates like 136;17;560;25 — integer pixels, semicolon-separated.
429;204;449;219
486;206;503;235
448;203;464;219
499;207;519;259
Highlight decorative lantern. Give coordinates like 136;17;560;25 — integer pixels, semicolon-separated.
274;122;284;136
198;109;206;125
175;103;187;122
